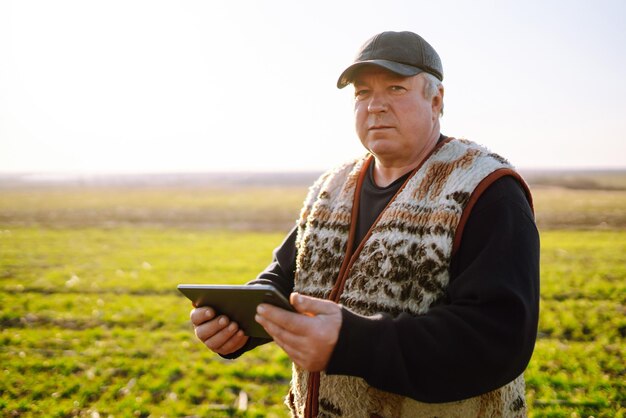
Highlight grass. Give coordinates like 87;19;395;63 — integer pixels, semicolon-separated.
2;181;625;230
1;227;624;417
0;186;307;231
527;230;625;418
0;227;291;417
0;175;625;417
532;187;626;230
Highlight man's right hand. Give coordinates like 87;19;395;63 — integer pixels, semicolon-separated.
190;306;249;355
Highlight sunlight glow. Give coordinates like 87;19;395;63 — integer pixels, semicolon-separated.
1;0;624;173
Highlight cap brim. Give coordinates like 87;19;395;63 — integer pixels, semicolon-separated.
336;60;424;89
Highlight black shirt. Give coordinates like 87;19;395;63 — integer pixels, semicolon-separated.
354;160;413;248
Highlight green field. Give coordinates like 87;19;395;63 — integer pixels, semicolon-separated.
1;177;625;417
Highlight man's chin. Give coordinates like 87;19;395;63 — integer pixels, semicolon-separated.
366;141;398;157
368;150;405;166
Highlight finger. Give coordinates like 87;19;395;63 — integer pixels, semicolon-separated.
271;335;319;372
259;317;298;357
256;303;312;335
275;337;306;363
204;320;239;351
255;312;306;349
194;315;229;342
290;293;337;316
215;328;249;355
273;333;327;373
190;307;215;326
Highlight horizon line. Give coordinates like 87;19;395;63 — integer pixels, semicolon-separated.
1;166;626;177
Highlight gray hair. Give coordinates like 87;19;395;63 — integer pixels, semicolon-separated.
421;72;444;117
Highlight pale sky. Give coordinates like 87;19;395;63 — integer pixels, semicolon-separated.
1;0;625;173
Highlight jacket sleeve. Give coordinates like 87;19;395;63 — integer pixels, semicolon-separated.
325;176;540;403
220;226;298;359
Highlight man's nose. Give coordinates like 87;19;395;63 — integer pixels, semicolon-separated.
367;93;388;113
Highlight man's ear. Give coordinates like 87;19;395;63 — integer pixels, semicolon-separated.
432;84;444;117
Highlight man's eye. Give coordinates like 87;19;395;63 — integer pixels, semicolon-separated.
355;89;369;99
390;85;406;92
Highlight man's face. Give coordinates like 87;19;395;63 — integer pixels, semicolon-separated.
353;66;441;167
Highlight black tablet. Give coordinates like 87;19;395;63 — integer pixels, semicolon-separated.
177;284;294;338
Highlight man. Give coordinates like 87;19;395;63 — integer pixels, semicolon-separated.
191;31;539;418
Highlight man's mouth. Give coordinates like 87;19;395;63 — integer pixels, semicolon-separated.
369;125;393;130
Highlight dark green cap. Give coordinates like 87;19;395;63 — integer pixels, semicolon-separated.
337;31;443;89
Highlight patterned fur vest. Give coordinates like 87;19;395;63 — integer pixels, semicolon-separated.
288;138;531;418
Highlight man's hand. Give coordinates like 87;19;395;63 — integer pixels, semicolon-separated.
255;293;342;372
190;307;249;355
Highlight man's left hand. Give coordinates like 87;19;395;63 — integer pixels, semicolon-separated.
255;292;342;372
